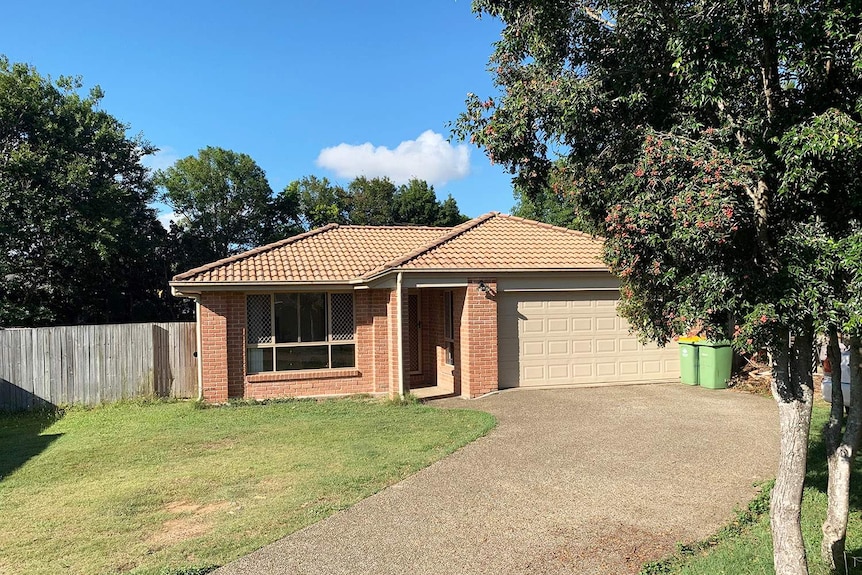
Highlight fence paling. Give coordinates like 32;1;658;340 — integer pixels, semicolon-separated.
0;322;197;410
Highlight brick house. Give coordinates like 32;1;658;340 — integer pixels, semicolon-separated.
170;213;679;402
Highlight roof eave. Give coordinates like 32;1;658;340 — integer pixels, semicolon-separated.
170;278;359;297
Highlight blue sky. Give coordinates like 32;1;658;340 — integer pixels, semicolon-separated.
3;1;515;222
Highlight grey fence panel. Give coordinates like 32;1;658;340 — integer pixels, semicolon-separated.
0;322;197;410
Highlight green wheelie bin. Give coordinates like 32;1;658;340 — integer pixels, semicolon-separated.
695;340;733;389
678;336;702;385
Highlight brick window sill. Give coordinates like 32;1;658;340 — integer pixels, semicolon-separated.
247;368;361;383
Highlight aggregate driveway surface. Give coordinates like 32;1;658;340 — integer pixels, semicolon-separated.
216;383;779;575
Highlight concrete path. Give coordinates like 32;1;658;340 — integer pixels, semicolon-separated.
215;384;779;575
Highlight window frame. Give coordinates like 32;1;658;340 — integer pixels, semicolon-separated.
246;291;356;374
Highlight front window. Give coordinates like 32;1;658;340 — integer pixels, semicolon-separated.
246;292;355;373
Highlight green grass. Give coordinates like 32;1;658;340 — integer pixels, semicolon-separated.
642;401;862;575
0;397;495;575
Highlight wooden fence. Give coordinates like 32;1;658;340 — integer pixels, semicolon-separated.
0;322;197;411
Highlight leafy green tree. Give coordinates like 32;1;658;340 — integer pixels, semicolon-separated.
0;58;169;326
511;184;585;231
347;176;396;225
435;195;469;226
290;175;350;229
393;179;440;225
154;147;300;262
392;179;470;226
291;175;469;228
457;2;862;572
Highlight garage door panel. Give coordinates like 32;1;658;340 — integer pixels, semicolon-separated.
573;363;593;377
523;365;546;381
572;340;592;354
523;320;545;334
619;339;639;352
596;339;616;353
596;362;617;376
523;341;545;357
498;291;680;389
548;340;569;355
548;364;570;380
619;361;640;375
642;360;662;374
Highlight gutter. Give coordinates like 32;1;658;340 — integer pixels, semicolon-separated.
171;267;613;297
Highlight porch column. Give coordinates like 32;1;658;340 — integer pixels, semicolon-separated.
387;276;410;398
460;278;498;398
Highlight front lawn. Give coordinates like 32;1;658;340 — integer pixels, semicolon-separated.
0;398;495;575
644;401;862;575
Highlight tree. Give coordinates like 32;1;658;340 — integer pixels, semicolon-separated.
154;147;301;263
290;175;350;229
290;175;469;228
393;179;440;225
434;195;470;226
456;3;862;573
511;183;586;230
0;58;169;326
348;176;396;225
392;179;470;226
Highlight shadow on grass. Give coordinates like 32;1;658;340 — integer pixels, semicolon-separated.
0;408;63;481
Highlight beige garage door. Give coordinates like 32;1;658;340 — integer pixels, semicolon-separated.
498;291;679;388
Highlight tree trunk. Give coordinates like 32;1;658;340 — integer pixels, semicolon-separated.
771;327;814;575
822;334;862;569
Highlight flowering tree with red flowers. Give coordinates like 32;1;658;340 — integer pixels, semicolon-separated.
455;2;862;572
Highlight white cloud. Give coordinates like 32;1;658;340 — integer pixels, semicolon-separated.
142;146;181;173
316;130;470;186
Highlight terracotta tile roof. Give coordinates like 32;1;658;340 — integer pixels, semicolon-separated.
171;213;607;285
172;225;448;283
373;213;606;275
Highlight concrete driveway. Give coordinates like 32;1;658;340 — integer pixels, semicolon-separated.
216;383;779;575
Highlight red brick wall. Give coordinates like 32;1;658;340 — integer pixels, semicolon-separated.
460;279;498;398
370;289;390;393
199;289;388;402
199;292;246;401
197;281;500;402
